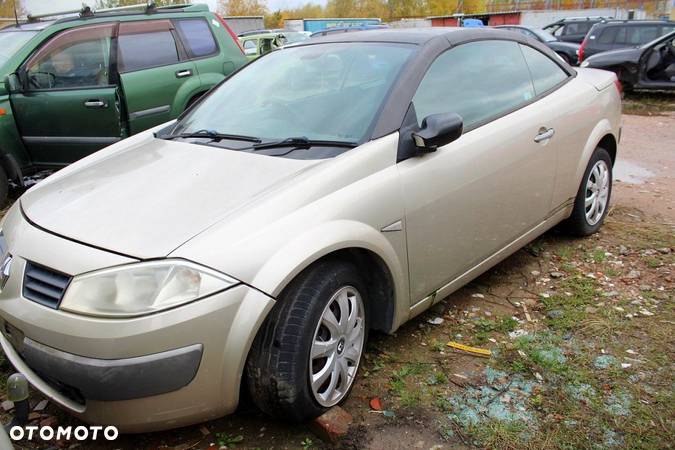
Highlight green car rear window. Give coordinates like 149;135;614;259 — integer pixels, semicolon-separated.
174;19;218;57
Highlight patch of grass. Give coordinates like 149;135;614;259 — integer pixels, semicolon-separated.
435;396;453;412
591;249;606;263
389;378;406;396
603;266;622;277
555;245;574;260
392;362;425;379
426;371;447;386
471;420;529;449
474;316;520;344
527;241;545;256
301;437;314;450
512;334;568;375
399;389;422;408
540;275;598;331
622;92;675;116
644;257;661;268
215;432;244;448
430;339;445;353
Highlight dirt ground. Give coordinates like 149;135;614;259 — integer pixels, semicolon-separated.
1;97;674;450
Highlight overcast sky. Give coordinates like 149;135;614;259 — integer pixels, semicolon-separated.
22;0;326;15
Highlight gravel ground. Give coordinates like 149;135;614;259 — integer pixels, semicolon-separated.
1;110;673;450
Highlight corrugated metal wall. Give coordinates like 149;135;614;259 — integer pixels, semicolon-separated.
301;18;382;32
520;8;646;27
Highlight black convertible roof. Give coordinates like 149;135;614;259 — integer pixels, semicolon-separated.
304;27;516;46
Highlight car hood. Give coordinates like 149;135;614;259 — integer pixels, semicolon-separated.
586;47;641;66
549;40;580;51
20;136;323;259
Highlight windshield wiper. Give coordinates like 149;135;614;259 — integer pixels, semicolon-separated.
160;129;262;143
252;136;357;151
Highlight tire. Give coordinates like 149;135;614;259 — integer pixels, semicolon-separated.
246;259;368;422
0;165;8;209
565;147;612;236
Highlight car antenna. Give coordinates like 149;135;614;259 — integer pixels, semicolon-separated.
13;0;19;26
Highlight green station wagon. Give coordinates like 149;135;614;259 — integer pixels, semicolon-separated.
0;3;246;203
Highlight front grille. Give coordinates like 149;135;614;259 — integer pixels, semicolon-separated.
23;262;72;309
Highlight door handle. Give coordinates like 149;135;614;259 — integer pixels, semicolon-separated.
534;128;555;143
175;69;193;78
84;100;108;109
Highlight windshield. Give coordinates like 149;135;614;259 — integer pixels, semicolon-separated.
531;28;557;42
171;42;413;144
0;31;37;66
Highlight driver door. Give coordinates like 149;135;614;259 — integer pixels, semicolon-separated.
399;40;558;303
640;34;675;89
10;23;123;166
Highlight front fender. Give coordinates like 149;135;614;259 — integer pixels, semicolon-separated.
249;219;409;331
0;95;31;171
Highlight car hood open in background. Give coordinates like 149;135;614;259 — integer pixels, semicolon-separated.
20;138;323;259
585;47;641;65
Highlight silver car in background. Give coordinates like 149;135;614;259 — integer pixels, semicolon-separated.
0;28;621;432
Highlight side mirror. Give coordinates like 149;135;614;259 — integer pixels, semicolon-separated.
412;112;463;153
5;73;21;93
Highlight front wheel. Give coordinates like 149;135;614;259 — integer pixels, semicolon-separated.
246;259;367;421
565;147;612;236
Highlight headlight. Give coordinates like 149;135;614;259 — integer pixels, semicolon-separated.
60;260;238;318
580;60;590;68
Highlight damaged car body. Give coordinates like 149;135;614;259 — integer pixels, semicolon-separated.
0;28;621;432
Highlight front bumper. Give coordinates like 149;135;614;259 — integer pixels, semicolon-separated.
0;210;275;432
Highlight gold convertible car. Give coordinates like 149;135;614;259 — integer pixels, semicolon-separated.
0;28;621;432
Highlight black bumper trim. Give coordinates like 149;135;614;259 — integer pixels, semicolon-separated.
21;338;202;402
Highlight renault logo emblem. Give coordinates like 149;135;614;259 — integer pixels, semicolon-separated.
0;255;12;290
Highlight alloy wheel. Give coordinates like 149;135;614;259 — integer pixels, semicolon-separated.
585;160;610;226
309;285;365;407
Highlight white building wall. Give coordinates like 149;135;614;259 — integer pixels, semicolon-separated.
388;18;432;28
284;19;304;31
520;8;647;28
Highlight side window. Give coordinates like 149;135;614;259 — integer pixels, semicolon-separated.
174;19;218;58
625;26;658;45
598;27;618;44
661;25;675;36
25;23;114;90
520;45;568;95
243;40;256;50
118;20;180;72
412;40;535;130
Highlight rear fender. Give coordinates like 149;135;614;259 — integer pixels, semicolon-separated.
574;118;615;190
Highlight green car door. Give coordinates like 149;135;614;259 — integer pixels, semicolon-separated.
10;23;123;165
117;20;200;134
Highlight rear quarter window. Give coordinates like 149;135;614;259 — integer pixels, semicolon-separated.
174;19;218;58
520;45;568;95
118;22;180;72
